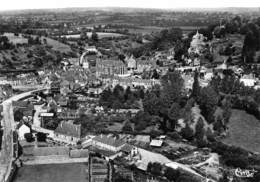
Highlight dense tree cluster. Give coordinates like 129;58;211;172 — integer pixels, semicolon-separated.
209;74;260;120
147;162;200;182
143;71;186;131
130;27;183;57
0;36;15;50
99;85;144;109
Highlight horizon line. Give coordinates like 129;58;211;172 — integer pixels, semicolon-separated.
0;6;260;12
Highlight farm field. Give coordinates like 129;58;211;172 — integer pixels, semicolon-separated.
61;32;125;39
3;33;28;44
13;163;88;182
127;25;207;35
222;109;260;153
39;37;71;53
2;33;71;53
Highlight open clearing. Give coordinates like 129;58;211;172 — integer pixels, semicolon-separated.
13;163;88;182
222;109;260;153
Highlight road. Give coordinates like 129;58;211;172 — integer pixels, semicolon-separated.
0;88;46;182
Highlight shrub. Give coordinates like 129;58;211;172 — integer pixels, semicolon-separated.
122;121;133;132
180;125;194;141
36;132;47;142
24;133;34;142
164;167;180;181
147;162;162;176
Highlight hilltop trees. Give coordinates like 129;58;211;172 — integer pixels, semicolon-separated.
242;23;260;63
91;31;98;42
151;28;183;50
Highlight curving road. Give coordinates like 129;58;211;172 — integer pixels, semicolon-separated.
0;88;46;182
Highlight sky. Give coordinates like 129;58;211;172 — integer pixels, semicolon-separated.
1;0;260;11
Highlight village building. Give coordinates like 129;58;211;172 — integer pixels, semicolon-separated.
125;55;137;72
96;59;129;77
17;122;31;140
150;139;163;147
54;120;81;144
240;74;257;87
188;31;206;56
136;58;156;73
111;77;160;90
91;135;125;152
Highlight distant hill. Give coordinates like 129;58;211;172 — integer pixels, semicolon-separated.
1;7;260;14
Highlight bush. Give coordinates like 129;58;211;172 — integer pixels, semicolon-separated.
150;130;163;138
180;125;194;141
24;133;34;142
36;132;47;142
225;155;249;168
14;109;24;122
147;162;162;176
122;121;133;132
164;167;180;181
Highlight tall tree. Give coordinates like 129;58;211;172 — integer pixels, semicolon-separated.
91;31;98;42
168;102;181;129
143;91;162;115
164;167;180;181
198;86;219;123
195;117;205;142
191;71;200;100
161;71;184;108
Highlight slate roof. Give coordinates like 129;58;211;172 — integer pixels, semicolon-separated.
55;121;81;138
93;135;125;148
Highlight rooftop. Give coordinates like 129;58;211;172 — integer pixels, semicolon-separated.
55;121;81;138
93;135;125;148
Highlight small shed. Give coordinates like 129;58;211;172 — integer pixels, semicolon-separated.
150;139;163;147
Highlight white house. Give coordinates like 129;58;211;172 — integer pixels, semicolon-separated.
240;74;257;87
150;139;163;147
17;123;31;140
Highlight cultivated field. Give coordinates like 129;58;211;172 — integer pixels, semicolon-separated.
39;37;71;53
222;109;260;153
13;163;88;182
3;33;28;44
61;32;125;39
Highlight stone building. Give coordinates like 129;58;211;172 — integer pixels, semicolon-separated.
96;59;128;77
